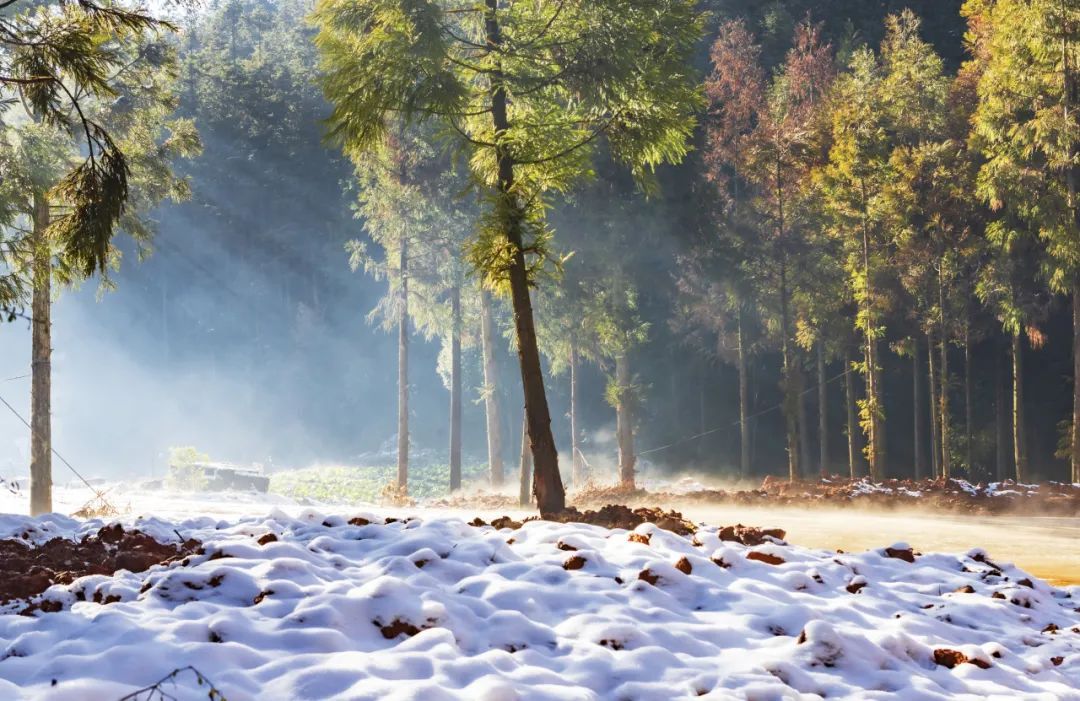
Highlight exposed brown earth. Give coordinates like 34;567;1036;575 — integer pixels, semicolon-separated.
574;477;1080;516
433;477;1080;516
0;524;199;611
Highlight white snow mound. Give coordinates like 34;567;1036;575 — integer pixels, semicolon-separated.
0;510;1077;700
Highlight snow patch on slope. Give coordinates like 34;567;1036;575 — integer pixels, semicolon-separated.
0;510;1077;700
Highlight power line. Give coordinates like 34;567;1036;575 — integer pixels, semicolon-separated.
0;391;111;505
638;368;851;457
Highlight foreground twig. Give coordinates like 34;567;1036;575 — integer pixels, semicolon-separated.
118;666;226;701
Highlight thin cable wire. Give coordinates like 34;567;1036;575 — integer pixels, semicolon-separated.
0;391;111;503
638;368;852;457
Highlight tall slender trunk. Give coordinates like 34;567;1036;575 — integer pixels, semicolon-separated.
927;330;940;479
797;359;812;477
448;284;462;491
1012;332;1028;482
963;315;974;477
995;334;1010;481
817;342;828;476
1072;286;1080;483
486;0;564;513
938;262;950;479
479;288;504;486
860;180;883;478
161;275;170;366
396;237;409;492
569;341;583;486
615;354;636;488
913;336;926;480
29;192;51;516
845;348;858;479
518;414;532;506
780;262;799;481
737;308;750;478
1063;0;1080;485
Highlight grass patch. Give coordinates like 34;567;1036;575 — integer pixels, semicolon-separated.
269;462;489;504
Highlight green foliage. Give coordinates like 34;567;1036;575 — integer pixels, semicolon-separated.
166;446;210;491
1;13;199;293
313;0;706;287
0;0;185;292
269;462;488;503
968;0;1080;304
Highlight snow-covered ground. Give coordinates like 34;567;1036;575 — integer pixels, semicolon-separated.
0;508;1078;700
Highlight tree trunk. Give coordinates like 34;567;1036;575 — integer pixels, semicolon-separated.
780;262;799;481
845;348;858;479
1073;286;1080;483
1012;332;1028;483
860;184;883;479
913;337;926;480
817;342;828;476
927;331;941;479
518;414;532;506
938;264;950;479
479;288;504;486
1063;0;1080;485
486;0;564;513
963;315;974;477
29;192;51;516
615;354;636;488
995;334;1010;481
797;359;812;478
448;284;462;491
396;237;409;492
737;307;750;478
570;341;583;486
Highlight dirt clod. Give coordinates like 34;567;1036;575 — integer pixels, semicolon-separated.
746;551;785;566
539;505;697;535
638;568;660;585
0;527;199;611
378;618;421;639
718;525;787;546
563;555;586;571
934;648;991;669
884;546;916;563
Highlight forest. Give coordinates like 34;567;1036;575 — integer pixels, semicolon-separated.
4;0;1079;509
1;0;1080;699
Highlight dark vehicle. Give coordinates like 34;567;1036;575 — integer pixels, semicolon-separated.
170;462;270;493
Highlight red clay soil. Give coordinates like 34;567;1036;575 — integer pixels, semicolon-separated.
0;524;199;609
470;504;788;544
569;477;1080;516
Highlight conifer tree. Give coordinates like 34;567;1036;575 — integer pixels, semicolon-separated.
819;46;893;480
698;18;765;480
314;0;704;513
345;130;453;494
967;0;1080;483
1;23;198;515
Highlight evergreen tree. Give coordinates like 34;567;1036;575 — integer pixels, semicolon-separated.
967;0;1080;483
1;24;198;515
818;45;892;479
314;0;704;513
345;129;450;495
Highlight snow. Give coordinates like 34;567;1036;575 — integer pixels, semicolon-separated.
1;509;1078;700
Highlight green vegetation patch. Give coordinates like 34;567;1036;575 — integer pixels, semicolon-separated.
269;462;489;504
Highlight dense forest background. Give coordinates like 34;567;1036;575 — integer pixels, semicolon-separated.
0;0;1073;484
